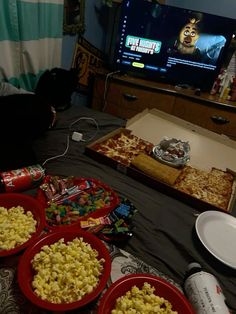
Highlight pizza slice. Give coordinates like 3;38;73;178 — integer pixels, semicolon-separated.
174;165;234;211
91;131;154;166
207;168;234;197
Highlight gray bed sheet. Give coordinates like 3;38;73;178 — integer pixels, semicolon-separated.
33;104;236;312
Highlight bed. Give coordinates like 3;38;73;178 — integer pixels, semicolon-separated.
1;104;236;313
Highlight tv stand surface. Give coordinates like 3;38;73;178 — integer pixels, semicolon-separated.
91;71;236;141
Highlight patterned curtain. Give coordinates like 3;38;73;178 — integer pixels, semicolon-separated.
0;0;64;91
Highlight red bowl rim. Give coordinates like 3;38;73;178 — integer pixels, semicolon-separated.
36;176;120;231
0;193;46;257
17;229;111;311
98;273;195;314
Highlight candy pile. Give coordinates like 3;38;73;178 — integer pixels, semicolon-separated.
81;197;138;242
38;176;119;227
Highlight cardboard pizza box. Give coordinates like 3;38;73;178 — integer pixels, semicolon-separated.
127;108;236;172
85;108;236;213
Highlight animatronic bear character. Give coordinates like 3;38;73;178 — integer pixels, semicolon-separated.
176;18;201;56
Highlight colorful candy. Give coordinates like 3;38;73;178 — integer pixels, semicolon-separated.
43;178;116;226
80;197;138;242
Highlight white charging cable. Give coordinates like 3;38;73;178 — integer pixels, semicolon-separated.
42;116;99;166
69;117;99;142
102;70;121;112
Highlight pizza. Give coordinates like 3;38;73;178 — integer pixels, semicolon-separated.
92;131;154;166
174;166;234;211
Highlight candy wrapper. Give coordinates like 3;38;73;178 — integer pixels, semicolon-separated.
37;175;120;227
80;197;138;242
39;175;90;205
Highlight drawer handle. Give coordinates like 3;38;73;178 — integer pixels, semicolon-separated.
211;115;229;124
123;93;138;101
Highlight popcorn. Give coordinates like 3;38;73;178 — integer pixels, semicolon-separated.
111;282;178;314
31;237;105;304
0;206;37;250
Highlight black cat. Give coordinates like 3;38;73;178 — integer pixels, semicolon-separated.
0;68;77;171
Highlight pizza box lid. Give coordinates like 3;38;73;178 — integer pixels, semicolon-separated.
85;108;236;212
126;108;236;173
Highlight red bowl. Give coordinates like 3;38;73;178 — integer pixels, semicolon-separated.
18;230;111;311
0;193;46;257
36;176;120;231
98;274;195;314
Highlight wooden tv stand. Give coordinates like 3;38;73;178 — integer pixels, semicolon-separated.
91;71;236;140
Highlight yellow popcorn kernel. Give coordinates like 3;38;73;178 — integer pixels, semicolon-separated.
0;206;37;250
112;282;178;314
31;237;105;304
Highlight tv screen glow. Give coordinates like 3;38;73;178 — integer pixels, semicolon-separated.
114;0;236;91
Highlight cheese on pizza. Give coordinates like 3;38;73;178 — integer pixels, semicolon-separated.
92;131;154;166
174;166;234;210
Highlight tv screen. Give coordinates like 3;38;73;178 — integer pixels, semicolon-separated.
113;0;236;91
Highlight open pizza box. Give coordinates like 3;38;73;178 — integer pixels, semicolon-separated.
85;108;236;213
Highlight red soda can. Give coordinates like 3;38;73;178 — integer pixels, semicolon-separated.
0;164;45;193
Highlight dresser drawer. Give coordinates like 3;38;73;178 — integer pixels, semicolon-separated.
205;107;236;140
105;83;143;118
173;97;208;128
173;97;236;140
149;91;175;113
92;78;124;112
107;83;174;114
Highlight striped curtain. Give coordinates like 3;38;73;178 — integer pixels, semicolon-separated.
0;0;64;91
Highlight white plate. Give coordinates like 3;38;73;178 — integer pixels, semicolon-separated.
195;211;236;269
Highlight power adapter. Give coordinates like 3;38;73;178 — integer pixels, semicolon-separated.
72;131;83;142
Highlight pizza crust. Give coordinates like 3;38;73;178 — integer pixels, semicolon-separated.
131;153;182;186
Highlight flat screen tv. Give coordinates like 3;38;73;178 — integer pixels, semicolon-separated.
113;0;236;91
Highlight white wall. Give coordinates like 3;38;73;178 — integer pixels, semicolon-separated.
166;0;236;18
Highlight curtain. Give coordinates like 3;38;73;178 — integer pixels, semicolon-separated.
0;0;64;91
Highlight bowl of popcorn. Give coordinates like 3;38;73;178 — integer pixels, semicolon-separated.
0;193;46;257
98;274;195;314
18;229;111;311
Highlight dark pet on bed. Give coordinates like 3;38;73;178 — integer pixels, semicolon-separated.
35;67;78;111
0;68;77;171
0;93;53;171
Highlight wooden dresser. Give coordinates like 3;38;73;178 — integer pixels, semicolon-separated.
91;71;236;140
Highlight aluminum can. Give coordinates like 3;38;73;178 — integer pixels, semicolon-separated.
184;263;230;314
0;164;45;192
